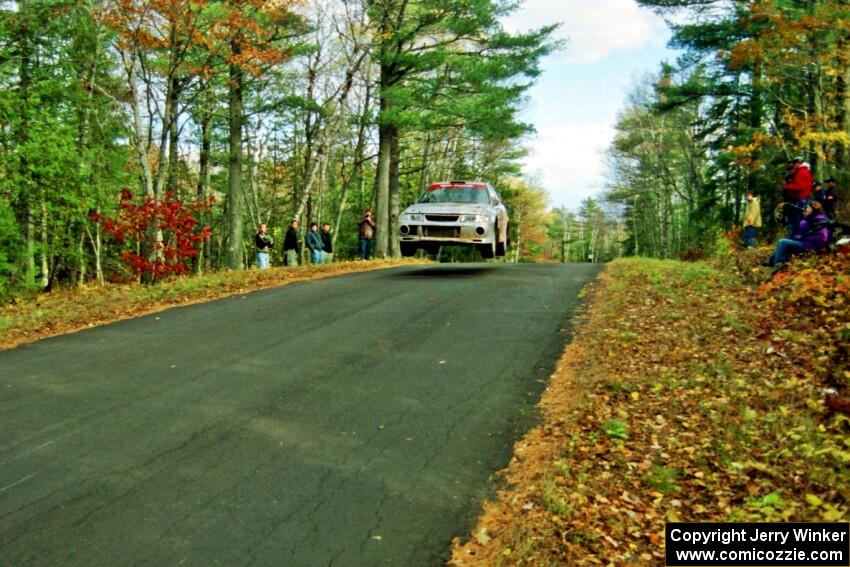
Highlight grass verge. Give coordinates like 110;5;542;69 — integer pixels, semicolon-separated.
0;260;425;351
451;257;850;566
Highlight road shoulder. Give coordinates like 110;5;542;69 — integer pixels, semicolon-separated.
0;260;424;351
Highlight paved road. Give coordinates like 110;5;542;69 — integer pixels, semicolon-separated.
0;263;600;567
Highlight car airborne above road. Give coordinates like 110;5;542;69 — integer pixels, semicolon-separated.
398;181;510;259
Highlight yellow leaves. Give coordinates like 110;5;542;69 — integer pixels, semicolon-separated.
474;528;491;545
799;130;850;149
805;494;824;507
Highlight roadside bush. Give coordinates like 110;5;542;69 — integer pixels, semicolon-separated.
93;189;214;281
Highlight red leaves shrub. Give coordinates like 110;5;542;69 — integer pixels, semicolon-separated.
94;189;214;279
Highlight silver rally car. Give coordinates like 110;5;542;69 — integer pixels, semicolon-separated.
398;181;510;258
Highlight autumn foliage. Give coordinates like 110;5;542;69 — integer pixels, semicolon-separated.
94;190;214;279
452;258;849;566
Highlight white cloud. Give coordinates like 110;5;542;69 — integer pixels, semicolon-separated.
522;122;615;209
504;0;668;64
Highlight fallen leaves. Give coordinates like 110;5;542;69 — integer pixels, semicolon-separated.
451;257;850;566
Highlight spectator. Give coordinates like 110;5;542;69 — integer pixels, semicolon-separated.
283;220;300;267
782;156;813;233
766;201;830;267
816;177;839;219
254;223;273;269
742;191;761;248
358;209;376;260
321;222;333;264
306;222;324;265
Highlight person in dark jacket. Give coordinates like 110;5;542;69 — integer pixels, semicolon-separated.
815;177;839;219
254;223;273;269
766;201;830;267
305;222;324;265
782;156;813;233
320;222;333;264
283;220;300;267
358;209;376;260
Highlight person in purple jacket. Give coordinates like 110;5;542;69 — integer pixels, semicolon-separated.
766;201;830;267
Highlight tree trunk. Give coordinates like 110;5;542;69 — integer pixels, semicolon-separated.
40;194;49;288
196;87;212;274
155;74;178;199
837;53;850;172
225;48;245;270
375;120;393;260
388;132;401;258
122;50;154;198
18;0;36;285
167;82;180;197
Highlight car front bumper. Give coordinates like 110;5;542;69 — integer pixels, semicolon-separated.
398;221;496;246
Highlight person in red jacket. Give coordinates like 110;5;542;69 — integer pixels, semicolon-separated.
782;156;813;234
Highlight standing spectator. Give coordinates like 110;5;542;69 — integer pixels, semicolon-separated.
358;209;376;260
765;201;829;267
254;223;273;269
306;222;324;265
742;191;762;248
782;156;813;233
283;220;300;267
816;177;839;219
321;222;334;264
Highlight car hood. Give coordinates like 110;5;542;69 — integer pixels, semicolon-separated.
402;203;493;215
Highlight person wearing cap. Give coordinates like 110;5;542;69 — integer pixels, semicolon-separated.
815;177;838;219
742;191;762;248
782;156;813;234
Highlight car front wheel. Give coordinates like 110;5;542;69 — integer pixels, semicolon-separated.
495;222;507;257
479;238;495;259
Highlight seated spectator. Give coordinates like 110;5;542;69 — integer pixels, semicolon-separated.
766;201;830;267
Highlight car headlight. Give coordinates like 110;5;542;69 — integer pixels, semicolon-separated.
460;215;496;222
401;213;423;221
461;214;495;222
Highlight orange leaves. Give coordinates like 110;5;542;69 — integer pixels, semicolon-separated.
452;258;850;566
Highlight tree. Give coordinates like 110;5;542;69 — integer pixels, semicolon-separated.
365;0;558;258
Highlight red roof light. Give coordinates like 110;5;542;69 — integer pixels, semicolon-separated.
426;182;488;190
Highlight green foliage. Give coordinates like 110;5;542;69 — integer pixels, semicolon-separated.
0;197;20;301
602;418;629;440
612;1;850;259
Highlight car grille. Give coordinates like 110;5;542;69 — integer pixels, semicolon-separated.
423;226;460;238
425;214;459;222
407;225;419;235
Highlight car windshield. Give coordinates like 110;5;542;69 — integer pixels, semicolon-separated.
417;187;491;205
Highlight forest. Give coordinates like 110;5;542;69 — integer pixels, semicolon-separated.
605;0;850;259
0;0;570;299
3;0;849;301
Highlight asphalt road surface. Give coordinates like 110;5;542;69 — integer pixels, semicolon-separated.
1;263;601;567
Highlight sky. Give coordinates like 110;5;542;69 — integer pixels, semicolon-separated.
503;0;679;211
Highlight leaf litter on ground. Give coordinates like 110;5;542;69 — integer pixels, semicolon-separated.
451;256;850;566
